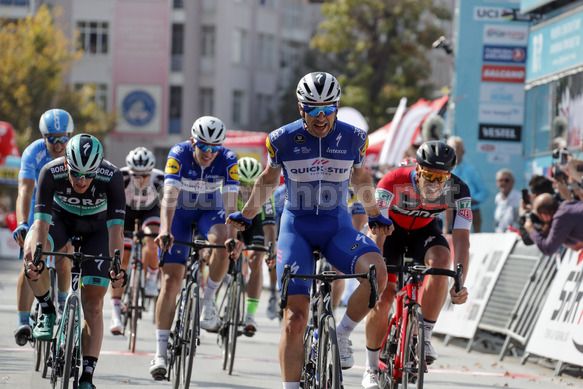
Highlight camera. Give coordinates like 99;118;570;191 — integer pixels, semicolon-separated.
517;212;544;245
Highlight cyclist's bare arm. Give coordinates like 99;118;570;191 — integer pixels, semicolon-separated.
451;228;469;283
15;178;34;246
223;190;239;240
23;220;50;264
240;165;281;220
159;184;179;236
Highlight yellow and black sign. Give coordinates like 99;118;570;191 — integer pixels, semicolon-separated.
0;166;19;182
165;157;181;175
228;164;239;181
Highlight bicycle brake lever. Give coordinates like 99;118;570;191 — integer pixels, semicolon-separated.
454;264;463;293
368;264;377;309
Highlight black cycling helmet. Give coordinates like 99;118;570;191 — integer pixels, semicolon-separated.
416;141;457;172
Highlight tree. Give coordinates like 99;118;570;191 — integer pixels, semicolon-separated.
0;5;114;151
310;0;450;130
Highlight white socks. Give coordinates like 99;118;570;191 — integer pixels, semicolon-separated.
204;277;220;302
282;382;300;389
155;329;170;358
336;313;358;337
366;347;381;371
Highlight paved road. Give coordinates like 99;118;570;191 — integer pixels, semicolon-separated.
0;257;581;388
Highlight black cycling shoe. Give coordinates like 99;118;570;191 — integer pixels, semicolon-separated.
14;324;32;346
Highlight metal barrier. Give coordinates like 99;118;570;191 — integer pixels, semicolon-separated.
466;240;544;353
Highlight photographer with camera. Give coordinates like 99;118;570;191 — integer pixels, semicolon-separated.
524;193;583;255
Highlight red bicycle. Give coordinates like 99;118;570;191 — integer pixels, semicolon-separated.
378;259;463;389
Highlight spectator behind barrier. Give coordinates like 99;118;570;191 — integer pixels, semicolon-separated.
524;193;583;255
494;169;520;233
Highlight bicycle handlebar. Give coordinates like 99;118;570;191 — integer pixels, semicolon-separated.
33;242;121;274
174;239;228;250
387;263;464;292
280;264;378;310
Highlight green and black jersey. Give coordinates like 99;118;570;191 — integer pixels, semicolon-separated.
237;194;276;226
34;157;126;228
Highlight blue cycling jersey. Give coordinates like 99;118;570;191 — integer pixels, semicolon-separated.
266;119;368;216
164;141;239;211
19;139;53;225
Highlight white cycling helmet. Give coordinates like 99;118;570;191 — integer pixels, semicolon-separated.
191;116;227;144
238;157;263;184
126;147;155;172
296;72;341;105
65;134;103;175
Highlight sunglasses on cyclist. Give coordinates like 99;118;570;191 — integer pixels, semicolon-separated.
131;172;150;178
46;134;71;144
418;168;450;183
195;142;222;153
302;104;338;118
69;169;97;179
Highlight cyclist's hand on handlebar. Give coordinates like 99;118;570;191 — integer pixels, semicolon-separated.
368;213;394;236
110;268;127;289
155;232;174;252
450;285;468;304
264;253;276;269
225;238;244;260
226;212;253;231
22;248;42;281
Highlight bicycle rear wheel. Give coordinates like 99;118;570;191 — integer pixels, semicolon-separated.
300;326;317;388
402;305;425;389
379;318;401;389
178;283;199;389
171;292;187;388
318;315;342;389
227;273;244;375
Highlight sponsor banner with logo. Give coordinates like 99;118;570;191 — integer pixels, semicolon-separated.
527;7;583;83
483;45;527;63
116;85;162;133
478;123;522;141
520;0;557;14
479;104;524;124
479;83;526;104
483;23;529;45
477;141;522;155
434;233;517;339
482;65;526;83
526;249;583;367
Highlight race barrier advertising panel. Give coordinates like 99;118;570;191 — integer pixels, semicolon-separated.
525;249;583;367
433;233;517;339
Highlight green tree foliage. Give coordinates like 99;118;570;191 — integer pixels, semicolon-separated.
0;5;114;151
310;0;450;130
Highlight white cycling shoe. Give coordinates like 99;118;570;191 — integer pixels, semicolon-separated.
337;332;354;369
361;368;380;389
149;355;167;380
200;299;220;332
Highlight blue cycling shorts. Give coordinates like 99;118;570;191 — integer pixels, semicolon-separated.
160;208;225;265
276;208;380;295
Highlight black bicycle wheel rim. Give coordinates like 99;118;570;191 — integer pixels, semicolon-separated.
183;284;200;387
402;306;424;389
227;275;243;375
59;304;76;389
219;279;231;371
34;337;42;371
42;339;51;378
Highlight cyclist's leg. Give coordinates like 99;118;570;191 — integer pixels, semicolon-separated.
54;243;72;313
109;211;135;334
324;213;386;370
242;218;264;334
418;223;451;364
78;228;112;386
152;211;190;370
142;213;161;296
15;268;35;343
276;210;313;383
199;210;229;331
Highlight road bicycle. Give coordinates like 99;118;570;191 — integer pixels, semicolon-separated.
33;237;120;389
280;251;378;389
217;242;274;375
162;238;226;389
378;258;463;389
122;219;158;353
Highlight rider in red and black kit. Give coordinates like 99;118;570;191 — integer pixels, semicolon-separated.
361;141;471;388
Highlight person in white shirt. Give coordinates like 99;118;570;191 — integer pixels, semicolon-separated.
494;169;521;232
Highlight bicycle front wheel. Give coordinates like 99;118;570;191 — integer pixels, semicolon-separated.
59;303;77;389
402;305;425;389
379;318;400;389
180;283;200;389
227;273;244;375
128;267;141;353
318;315;342;389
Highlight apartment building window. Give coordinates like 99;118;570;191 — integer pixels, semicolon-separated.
256;93;273;126
232;28;247;65
171;24;184;72
259;0;275;6
232;90;245;126
169;86;182;134
258;33;275;69
77;21;109;54
200;88;214;115
0;0;30;5
201;25;215;58
173;0;183;8
74;83;108;111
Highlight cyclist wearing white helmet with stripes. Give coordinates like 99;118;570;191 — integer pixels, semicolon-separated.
108;147;164;335
149;116;243;379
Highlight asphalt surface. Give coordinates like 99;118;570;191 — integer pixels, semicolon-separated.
0;257;581;388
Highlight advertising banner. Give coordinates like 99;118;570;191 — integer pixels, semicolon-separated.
520;0;557;14
433;233;517;339
526;249;583;367
526;6;583;83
